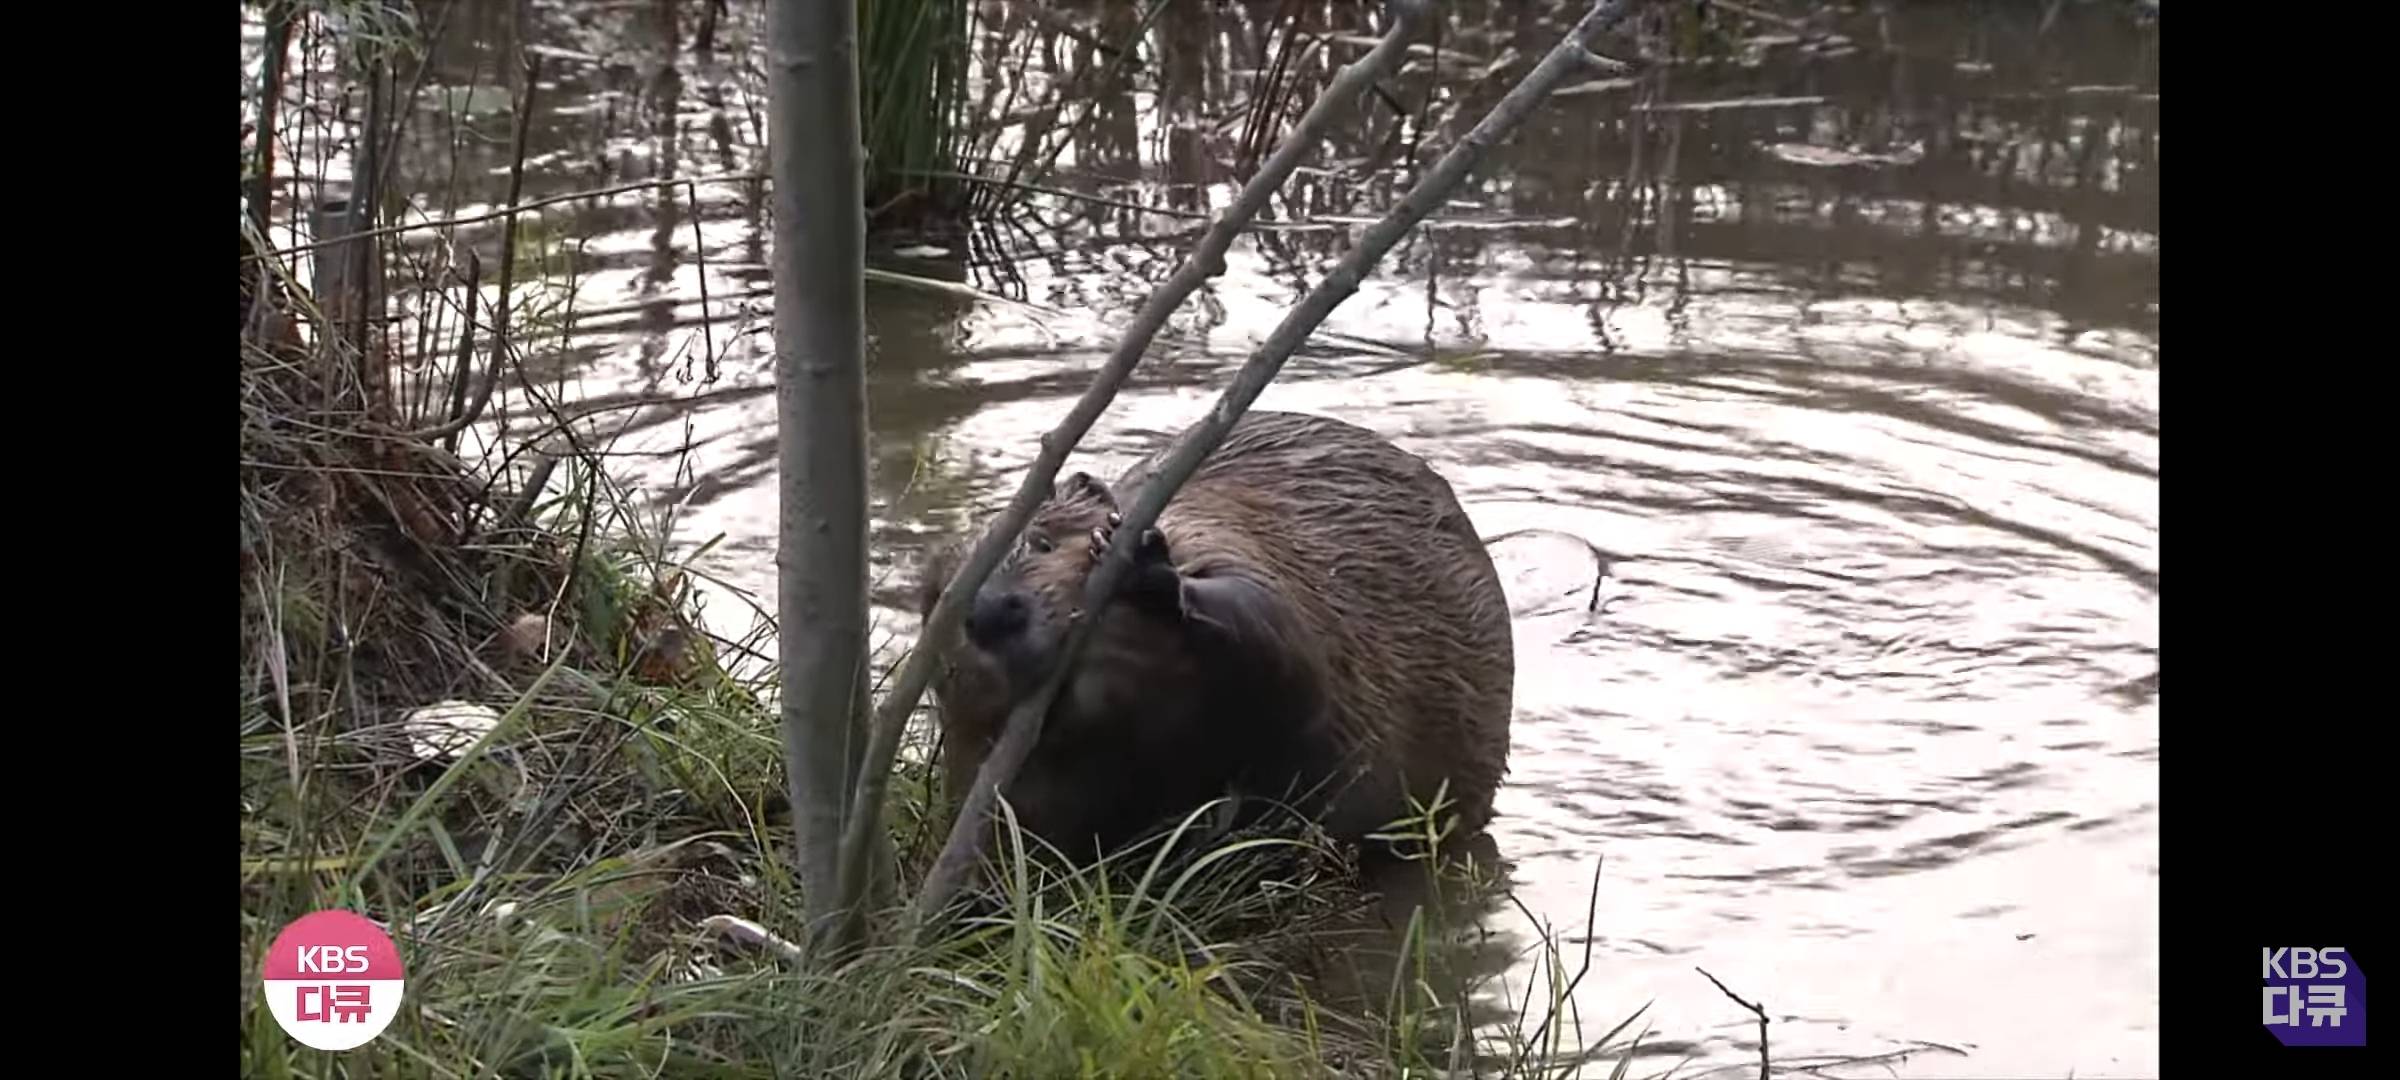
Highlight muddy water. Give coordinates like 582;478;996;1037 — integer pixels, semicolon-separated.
301;0;2158;1074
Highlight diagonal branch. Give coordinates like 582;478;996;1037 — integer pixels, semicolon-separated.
909;0;1656;928
1697;966;1772;1080
833;0;1440;936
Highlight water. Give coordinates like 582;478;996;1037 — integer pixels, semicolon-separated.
264;1;2159;1074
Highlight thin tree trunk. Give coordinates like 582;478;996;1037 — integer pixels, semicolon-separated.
353;59;390;399
912;0;1655;927
768;0;873;952
248;1;296;240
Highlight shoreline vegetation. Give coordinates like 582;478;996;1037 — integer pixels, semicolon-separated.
239;217;1648;1073
240;0;1687;1074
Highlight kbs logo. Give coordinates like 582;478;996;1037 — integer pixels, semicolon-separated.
2262;947;2365;1047
261;910;408;1051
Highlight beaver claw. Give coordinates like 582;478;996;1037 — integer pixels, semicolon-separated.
1090;513;1169;567
1091;514;1183;617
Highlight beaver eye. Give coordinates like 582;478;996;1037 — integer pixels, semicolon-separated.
1027;533;1054;555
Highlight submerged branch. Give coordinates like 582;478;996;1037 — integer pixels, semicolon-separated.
910;0;1656;928
1479;526;1616;613
1697;966;1772;1080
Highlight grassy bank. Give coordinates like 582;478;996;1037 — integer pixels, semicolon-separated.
237;0;1648;1070
237;235;1641;1077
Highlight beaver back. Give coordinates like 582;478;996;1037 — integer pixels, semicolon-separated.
1116;410;1516;839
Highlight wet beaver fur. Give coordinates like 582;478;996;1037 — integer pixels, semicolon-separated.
915;410;1514;865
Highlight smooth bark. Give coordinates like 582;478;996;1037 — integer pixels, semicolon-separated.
768;0;874;951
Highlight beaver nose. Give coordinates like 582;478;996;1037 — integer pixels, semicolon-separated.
964;590;1030;648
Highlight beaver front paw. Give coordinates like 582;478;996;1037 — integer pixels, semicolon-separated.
1089;512;1170;568
1091;513;1181;615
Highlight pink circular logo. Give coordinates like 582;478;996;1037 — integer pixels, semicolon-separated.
259;910;407;1051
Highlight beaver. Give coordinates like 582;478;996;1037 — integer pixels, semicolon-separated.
914;410;1515;866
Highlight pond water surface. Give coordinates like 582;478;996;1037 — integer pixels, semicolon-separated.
280;1;2160;1074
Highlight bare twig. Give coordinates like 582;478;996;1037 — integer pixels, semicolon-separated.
1239;3;1311;178
1710;0;1808;32
245;172;767;263
1697;966;1771;1080
854;0;1442;934
699;914;806;965
686;180;717;380
1521;857;1607;1055
1012;0;1175;191
1479;526;1616;612
903;169;1211;220
501;446;564;538
410;57;540;444
437;251;482;455
1022;6;1140;67
695;0;727;54
352;60;390;379
909;0;1655;928
247;2;296;238
1774;1040;1970;1079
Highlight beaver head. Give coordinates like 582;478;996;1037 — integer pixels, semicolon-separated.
916;468;1196;731
916;410;1515;868
916;469;1298;858
942;470;1117;689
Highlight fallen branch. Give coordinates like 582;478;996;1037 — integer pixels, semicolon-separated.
832;0;1442;933
699;914;806;965
1697;966;1771;1080
1478;526;1616;613
909;0;1654;928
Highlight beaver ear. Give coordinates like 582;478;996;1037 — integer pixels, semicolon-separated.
1063;471;1117;510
